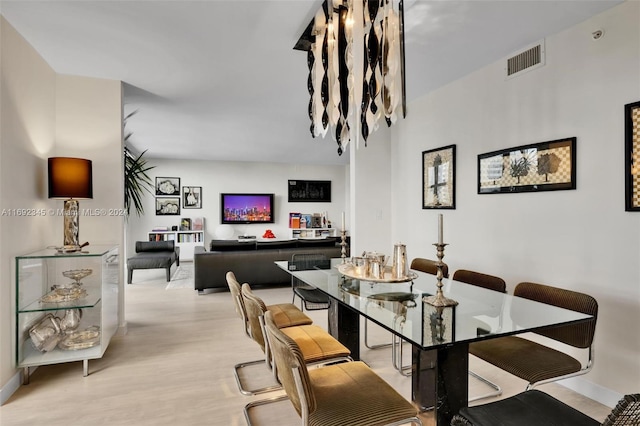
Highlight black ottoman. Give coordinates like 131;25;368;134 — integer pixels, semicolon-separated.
127;241;180;284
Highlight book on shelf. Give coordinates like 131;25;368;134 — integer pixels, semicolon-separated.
152;226;169;232
289;212;301;228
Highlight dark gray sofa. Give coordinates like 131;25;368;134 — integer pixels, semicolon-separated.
194;238;345;294
127;240;180;284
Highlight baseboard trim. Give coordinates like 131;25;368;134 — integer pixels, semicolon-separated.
0;369;22;406
559;376;622;408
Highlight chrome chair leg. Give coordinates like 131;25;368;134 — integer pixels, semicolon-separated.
468;370;503;402
243;393;290;426
363;319;392;349
233;359;282;396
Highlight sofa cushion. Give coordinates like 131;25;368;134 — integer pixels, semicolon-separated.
256;240;298;250
210;240;256;251
296;238;338;248
136;240;176;253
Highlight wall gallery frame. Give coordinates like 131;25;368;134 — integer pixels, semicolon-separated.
155;177;180;196
155;197;180;215
625;101;640;211
288;180;331;202
422;145;456;209
478;137;576;194
183;186;202;209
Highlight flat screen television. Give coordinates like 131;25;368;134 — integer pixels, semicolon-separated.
220;193;274;224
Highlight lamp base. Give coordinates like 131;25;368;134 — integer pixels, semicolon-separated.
63;199;80;247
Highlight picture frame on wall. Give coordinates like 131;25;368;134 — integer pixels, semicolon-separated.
625;101;640;211
288;180;331;202
422;145;456;209
183;186;202;209
478;137;576;194
155;177;180;196
155;197;180;215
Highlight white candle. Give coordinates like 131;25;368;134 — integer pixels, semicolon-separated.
438;214;443;244
341;211;345;231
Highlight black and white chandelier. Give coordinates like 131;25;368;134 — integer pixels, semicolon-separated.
296;0;406;155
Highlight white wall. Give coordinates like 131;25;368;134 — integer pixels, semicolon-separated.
391;1;640;404
0;16;57;403
0;17;124;404
125;159;348;257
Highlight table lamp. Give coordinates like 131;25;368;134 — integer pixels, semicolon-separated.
48;157;93;247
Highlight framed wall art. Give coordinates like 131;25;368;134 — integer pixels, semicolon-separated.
155;177;180;196
625;101;640;211
478;137;576;194
155;197;180;215
422;145;456;209
183;186;202;209
288;180;331;202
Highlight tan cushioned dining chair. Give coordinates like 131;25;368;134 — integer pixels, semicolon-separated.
226;271;313;395
241;284;352;425
469;281;598;390
241;284;351;367
264;310;423;426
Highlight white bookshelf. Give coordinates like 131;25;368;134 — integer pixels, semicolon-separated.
289;228;337;239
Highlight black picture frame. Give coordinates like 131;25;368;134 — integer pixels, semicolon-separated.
155;177;180;196
288;180;331;202
182;186;202;209
478;137;576;194
155;197;180;215
625;101;640;211
422;145;456;209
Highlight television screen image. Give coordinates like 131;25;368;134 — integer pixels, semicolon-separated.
221;193;274;224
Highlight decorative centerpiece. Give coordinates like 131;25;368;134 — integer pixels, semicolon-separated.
423;214;458;307
62;268;93;286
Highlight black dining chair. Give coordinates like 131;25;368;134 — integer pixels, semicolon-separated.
290;253;331;311
451;390;640;426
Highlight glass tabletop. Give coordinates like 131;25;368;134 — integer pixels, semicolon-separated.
275;259;593;350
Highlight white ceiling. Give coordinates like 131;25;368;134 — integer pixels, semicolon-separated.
1;0;622;166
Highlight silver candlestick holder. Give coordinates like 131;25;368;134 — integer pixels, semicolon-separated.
423;242;458;307
340;230;348;263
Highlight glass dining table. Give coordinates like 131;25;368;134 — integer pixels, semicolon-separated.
275;258;593;426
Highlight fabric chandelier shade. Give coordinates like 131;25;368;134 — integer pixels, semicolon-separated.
300;0;406;156
48;157;93;246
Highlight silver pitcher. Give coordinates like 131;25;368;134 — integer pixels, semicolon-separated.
391;243;408;280
59;308;83;333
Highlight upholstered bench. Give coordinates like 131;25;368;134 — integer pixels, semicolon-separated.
127;240;180;284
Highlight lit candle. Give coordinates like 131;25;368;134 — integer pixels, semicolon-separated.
341;211;345;231
438;214;443;244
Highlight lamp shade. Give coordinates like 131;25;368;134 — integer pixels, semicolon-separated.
48;157;93;199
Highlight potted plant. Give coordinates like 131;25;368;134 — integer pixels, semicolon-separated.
124;111;155;217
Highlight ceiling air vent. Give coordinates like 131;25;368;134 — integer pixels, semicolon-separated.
505;40;545;79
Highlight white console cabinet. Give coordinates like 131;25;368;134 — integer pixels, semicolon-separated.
15;245;119;382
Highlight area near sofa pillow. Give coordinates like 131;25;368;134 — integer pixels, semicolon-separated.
210;240;256;251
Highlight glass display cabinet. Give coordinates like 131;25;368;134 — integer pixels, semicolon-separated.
15;245;119;383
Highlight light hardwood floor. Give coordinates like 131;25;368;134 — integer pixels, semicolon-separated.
1;267;612;426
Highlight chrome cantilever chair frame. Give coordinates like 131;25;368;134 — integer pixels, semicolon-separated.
386;258;450;375
226;272;282;396
261;311;423;426
242;287;352;426
469;281;598;393
452;269;507;402
291;253;331;311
